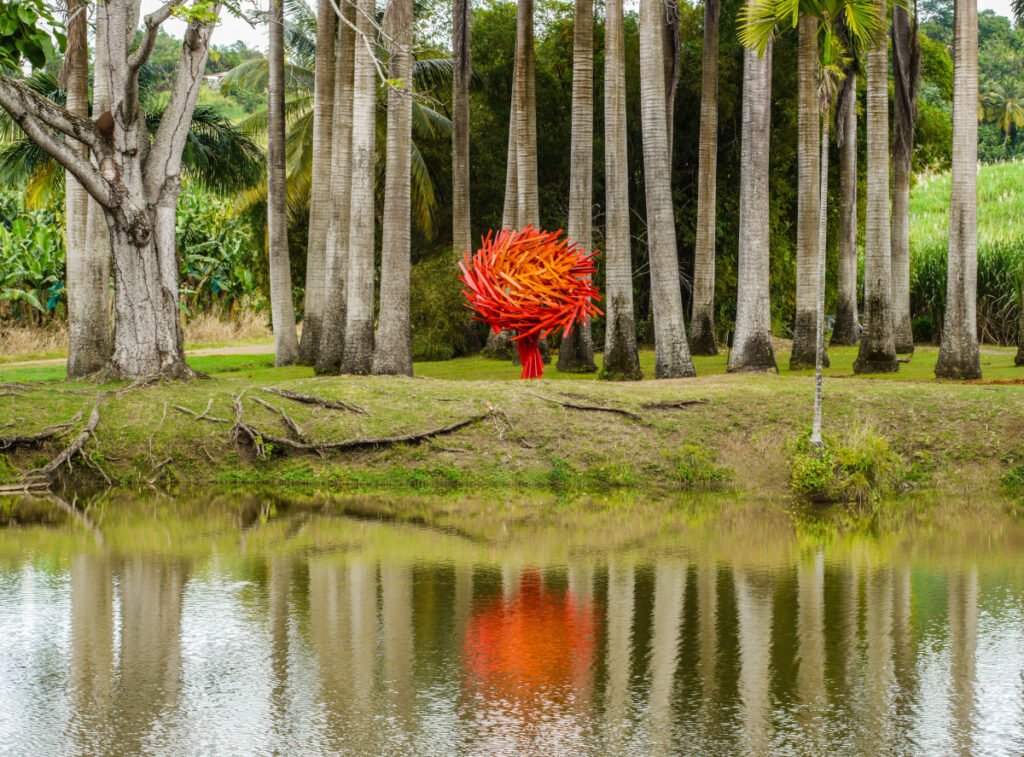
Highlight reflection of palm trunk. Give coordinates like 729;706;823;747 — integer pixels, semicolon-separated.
350;561;378;713
308;561;353;739
648;562;686;754
68;555;114;748
697;564;718;713
892;563;917;738
948;568;978;755
268;557;293;737
797;553;825;746
115;558;185;752
841;561;860;693
605;562;635;740
865;568;894;747
381;565;414;723
734;569;773;756
567;561;595;710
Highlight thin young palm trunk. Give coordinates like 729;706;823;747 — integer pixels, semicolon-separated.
600;0;642;381
855;0;898;374
891;2;920;354
316;0;356;374
63;0;111;378
663;0;680;161
298;0;338;364
268;0;300;365
791;15;824;370
935;0;980;379
831;74;860;346
639;0;694;378
340;0;378;374
452;0;472;256
515;0;539;227
557;0;597;373
811;113;831;446
728;37;776;373
689;0;720;356
372;0;414;376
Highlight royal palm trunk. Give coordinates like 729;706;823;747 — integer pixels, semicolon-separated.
558;0;597;373
831;75;860;346
298;0;338;364
855;1;898;374
639;0;694;378
728;37;777;373
791;16;825;370
689;0;720;356
935;0;981;379
373;0;415;376
452;0;472;256
599;0;642;381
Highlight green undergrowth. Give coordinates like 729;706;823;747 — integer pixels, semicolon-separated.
790;425;917;505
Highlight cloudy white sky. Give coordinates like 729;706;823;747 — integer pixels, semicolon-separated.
142;0;1019;50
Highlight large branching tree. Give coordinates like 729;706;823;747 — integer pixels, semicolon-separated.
0;0;225;379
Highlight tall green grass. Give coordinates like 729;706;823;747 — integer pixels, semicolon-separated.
910;161;1024;344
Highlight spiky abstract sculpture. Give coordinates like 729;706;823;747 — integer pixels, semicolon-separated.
459;226;601;379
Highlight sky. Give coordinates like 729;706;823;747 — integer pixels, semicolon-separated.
142;0;1019;51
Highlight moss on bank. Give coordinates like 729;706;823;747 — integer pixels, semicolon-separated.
0;345;1021;500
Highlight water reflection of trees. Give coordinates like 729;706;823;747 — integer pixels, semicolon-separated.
3;513;1022;754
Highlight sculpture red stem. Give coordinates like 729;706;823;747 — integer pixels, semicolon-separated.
515;333;543;379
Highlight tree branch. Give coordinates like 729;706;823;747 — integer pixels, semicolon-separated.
0;74;98;148
128;1;185;74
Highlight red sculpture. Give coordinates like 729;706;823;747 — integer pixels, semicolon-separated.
459;226;601;379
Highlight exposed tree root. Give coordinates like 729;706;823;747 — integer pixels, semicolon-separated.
230;392;490;459
250;396;307;442
0;407;85;450
529;392;642;420
641;399;709;410
173;403;231;424
262;387;368;415
22;401;102;487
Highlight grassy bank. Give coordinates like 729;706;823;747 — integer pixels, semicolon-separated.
0;345;1022;500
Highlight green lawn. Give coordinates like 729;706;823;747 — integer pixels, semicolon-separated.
2;344;1019;385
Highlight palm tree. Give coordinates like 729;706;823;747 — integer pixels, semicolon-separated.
316;0;356;375
557;0;598;373
61;0;110;378
268;0;300;365
340;0;378;374
600;0;643;381
831;74;860;345
373;0;414;375
728;29;776;373
452;0;472;256
639;0;695;379
515;0;539;227
297;0;337;365
891;0;920;355
790;16;823;371
935;0;981;379
689;0;720;357
981;81;1024;142
854;0;898;374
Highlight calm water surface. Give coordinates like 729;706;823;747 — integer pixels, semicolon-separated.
0;495;1022;756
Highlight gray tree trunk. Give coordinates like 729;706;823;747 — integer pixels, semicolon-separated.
728;38;777;373
373;0;414;375
600;0;642;380
791;16;826;370
935;0;980;379
558;0;597;373
832;75;860;346
340;0;379;374
515;0;539;227
689;0;720;356
63;0;112;378
812;114;831;446
452;0;472;256
891;3;920;355
298;0;338;364
662;0;680;162
268;0;300;365
855;5;899;374
316;0;356;374
639;0;694;378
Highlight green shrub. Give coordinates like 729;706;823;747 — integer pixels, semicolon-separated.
671;444;731;490
790;426;909;504
409;254;469;361
1002;464;1024;493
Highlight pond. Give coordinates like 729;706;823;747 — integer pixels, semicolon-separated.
0;494;1022;756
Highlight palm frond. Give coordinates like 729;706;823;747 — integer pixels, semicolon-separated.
411;99;452;140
